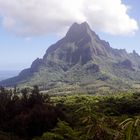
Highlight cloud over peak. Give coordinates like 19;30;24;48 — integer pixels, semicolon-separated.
0;0;138;37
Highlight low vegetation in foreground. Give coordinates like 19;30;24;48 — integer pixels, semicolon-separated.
0;86;140;140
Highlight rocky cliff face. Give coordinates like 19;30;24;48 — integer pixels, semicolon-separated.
1;22;140;92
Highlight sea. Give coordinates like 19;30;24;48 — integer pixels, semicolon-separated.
0;70;19;81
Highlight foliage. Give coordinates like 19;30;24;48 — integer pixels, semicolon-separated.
0;86;140;139
119;117;140;140
0;86;63;139
34;120;82;140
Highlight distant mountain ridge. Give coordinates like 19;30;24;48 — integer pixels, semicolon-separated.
1;22;140;93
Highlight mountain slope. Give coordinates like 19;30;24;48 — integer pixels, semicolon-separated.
1;22;140;93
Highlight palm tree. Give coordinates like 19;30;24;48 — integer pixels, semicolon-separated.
76;99;115;140
119;117;140;140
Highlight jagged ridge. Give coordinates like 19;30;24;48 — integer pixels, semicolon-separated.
1;22;140;92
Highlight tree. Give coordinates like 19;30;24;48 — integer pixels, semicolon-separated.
76;99;115;140
119;117;140;140
34;120;82;140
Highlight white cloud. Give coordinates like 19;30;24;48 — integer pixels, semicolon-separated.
0;0;138;37
2;17;16;31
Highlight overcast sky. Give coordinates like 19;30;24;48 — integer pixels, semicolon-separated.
0;0;139;70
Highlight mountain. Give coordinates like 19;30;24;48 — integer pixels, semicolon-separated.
1;22;140;93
